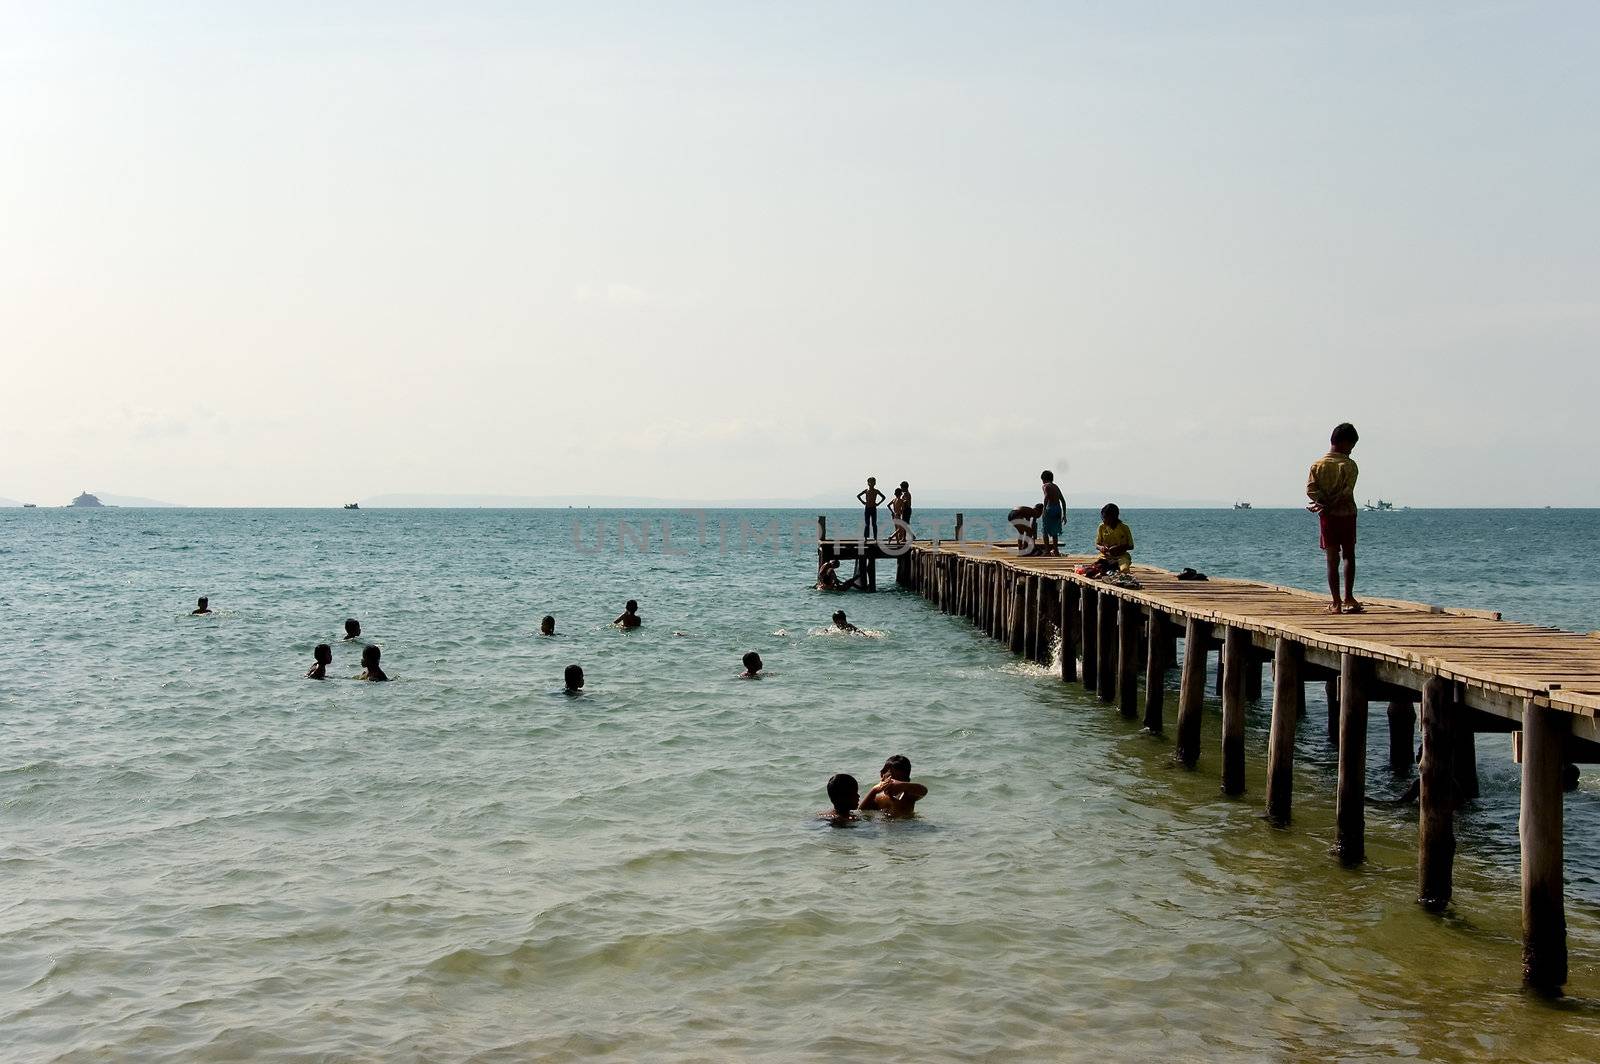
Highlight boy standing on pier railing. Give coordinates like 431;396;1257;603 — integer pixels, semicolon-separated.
1306;422;1362;614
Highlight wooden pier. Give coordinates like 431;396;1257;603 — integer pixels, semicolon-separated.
855;532;1600;992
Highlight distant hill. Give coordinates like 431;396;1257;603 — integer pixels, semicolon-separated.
93;493;181;508
362;489;1229;509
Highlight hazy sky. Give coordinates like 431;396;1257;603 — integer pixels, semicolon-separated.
3;2;1596;506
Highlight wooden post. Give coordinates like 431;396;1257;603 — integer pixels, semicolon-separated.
1326;678;1340;745
954;512;963;541
1118;599;1140;720
1060;579;1078;683
1097;593;1117;704
1455;726;1480;803
1336;653;1369;865
1221;626;1248;795
1143;611;1167;734
1010;576;1026;656
1521;700;1568;991
1418;676;1456;912
817;515;826;544
1175;619;1210;768
1388;699;1415;775
1080;585;1099;692
1265;638;1302;826
1244;656;1263;702
1038;581;1056;666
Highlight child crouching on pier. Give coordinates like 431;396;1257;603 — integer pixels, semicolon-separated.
1087;504;1133;577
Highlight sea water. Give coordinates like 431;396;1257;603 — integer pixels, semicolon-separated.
2;507;1598;1062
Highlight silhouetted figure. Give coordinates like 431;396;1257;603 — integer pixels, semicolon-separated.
540;615;556;636
831;609;859;633
819;773;860;823
344;618;362;640
564;664;584;693
306;643;332;679
614;600;642;628
741;651;763;678
359;644;388;682
191;596;211;615
857;477;886;539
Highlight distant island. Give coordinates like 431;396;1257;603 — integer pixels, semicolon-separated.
71;491;104;507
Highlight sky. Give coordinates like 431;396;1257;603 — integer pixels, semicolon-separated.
2;2;1597;507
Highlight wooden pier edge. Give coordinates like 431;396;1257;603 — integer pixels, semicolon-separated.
878;536;1600;992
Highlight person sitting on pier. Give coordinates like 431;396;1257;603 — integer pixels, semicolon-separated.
344;618;362;641
1306;422;1362;614
740;651;764;678
857;477;886;540
831;609;860;633
539;615;556;636
1089;504;1134;576
306;643;332;680
819;773;860;823
191;596;211;615
859;754;928;816
1008;504;1043;554
564;664;584;694
614;600;642;628
358;644;388;681
1040;471;1066;556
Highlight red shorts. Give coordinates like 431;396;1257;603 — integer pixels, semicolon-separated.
1319;512;1357;552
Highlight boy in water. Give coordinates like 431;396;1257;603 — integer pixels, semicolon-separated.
1306;422;1362;614
191;596;211;615
358;644;388;681
540;615;556;636
564;664;584;693
741;651;763;678
1093;504;1133;574
306;643;332;679
831;609;860;633
819;773;860;823
344;618;361;640
1040;470;1066;556
857;477;886;539
859;754;928;816
614;600;642;628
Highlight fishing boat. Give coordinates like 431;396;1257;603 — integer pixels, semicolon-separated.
1233;501;1252;510
343;502;360;510
22;503;37;508
1363;499;1395;512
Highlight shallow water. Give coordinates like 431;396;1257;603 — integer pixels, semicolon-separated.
2;507;1598;1062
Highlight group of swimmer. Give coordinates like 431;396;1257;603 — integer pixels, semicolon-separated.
819;755;929;824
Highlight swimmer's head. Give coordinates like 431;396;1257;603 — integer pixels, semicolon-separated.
313;644;332;665
540;615;555;635
832;610;847;625
742;651;762;674
881;754;911;782
1101;503;1120;523
361;644;381;669
564;664;584;691
344;618;361;639
625;599;638;613
826;773;859;814
196;596;208;609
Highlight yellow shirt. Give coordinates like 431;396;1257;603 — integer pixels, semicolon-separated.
1096;521;1133;571
1306;452;1359;516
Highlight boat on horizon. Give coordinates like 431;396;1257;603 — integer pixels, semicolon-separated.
1363;499;1396;512
70;491;104;508
22;503;37;508
1233;501;1252;510
343;502;360;510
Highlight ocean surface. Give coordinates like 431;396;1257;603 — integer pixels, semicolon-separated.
3;506;1599;1062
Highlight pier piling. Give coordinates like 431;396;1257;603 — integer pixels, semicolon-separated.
1060;581;1078;682
1418;676;1457;912
1176;619;1210;768
1096;594;1117;704
1118;599;1140;720
1266;637;1302;825
1221;626;1249;795
1080;585;1099;692
1520;701;1569;991
1336;654;1370;865
1143;610;1168;734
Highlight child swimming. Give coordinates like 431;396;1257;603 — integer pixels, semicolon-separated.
740;651;763;678
614;600;642;629
358;644;388;681
306;643;332;679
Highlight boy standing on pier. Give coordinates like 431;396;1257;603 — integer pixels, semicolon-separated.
1306;422;1362;614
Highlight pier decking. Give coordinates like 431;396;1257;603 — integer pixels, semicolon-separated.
838;531;1599;992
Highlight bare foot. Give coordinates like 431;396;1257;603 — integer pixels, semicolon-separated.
1326;602;1343;614
1343;600;1365;614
